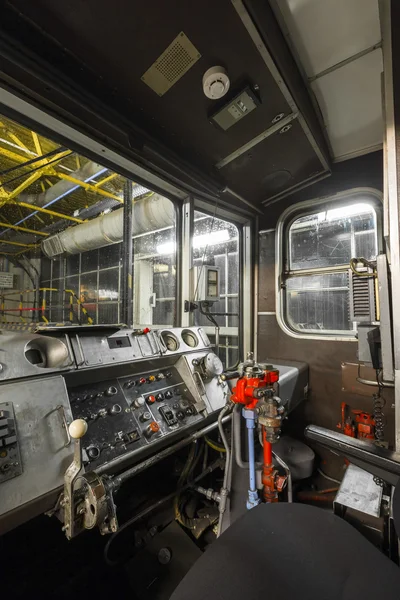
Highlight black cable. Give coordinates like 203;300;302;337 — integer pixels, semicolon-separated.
0;145;68;177
0;150;73;189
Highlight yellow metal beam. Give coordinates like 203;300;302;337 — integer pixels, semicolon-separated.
0;239;36;248
8;132;30;152
0;145;30;165
0;220;48;236
4;150;71;200
52;171;123;202
31;132;42;156
94;173;118;187
12;200;85;223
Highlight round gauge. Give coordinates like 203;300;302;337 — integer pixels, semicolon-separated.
161;331;180;352
182;329;199;348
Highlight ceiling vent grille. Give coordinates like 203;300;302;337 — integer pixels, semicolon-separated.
141;32;201;96
349;268;376;323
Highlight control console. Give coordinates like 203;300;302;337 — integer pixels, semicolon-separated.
69;365;204;470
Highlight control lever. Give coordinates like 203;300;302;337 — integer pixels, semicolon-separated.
60;419;118;539
220;371;240;381
63;419;87;539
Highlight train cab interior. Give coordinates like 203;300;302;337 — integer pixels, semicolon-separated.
1;1;400;598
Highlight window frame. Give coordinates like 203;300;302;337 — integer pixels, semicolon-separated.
276;187;383;341
192;198;254;366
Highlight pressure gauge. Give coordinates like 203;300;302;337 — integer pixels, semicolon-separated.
182;330;199;348
161;331;180;352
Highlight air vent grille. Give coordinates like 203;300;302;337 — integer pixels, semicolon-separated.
352;278;372;317
141;32;201;96
349;268;376;323
42;235;64;258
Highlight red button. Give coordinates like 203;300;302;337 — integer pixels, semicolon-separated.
149;421;160;433
147;395;156;404
143;328;151;334
139;378;146;385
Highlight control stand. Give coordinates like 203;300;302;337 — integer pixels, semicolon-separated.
59;419;118;540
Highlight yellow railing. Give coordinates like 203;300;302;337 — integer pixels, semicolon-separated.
0;287;94;325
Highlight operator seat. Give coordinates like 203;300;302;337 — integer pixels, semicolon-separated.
170;503;400;599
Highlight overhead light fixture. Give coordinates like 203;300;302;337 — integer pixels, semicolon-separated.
317;203;374;222
156;229;230;255
193;229;230;248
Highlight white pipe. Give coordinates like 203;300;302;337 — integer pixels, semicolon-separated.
22;161;105;208
42;193;175;257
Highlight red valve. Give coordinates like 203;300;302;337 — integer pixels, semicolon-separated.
231;368;280;410
265;369;279;385
147;395;156;404
143;327;151;334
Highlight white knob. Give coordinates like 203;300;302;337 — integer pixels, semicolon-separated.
69;419;88;439
134;396;145;409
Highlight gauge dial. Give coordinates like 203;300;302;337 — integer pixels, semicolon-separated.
161;331;179;352
182;329;199;348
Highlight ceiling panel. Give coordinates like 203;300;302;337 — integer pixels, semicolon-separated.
220;119;323;204
311;49;383;160
0;0;331;208
276;0;381;77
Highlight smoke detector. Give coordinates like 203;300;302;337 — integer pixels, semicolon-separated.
203;66;230;100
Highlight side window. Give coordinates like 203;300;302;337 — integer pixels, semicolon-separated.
41;194;177;327
192;210;240;368
278;194;380;337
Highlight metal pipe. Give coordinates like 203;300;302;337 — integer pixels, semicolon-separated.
107;415;232;483
42;193;175;257
216;403;233;537
121;180;133;327
13;200;84;223
273;451;293;503
0;220;48;236
245;411;260;509
247;419;257;492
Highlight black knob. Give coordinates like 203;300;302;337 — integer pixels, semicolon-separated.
176;411;185;420
165;391;173;399
156;393;164;402
165;372;172;379
87;446;100;460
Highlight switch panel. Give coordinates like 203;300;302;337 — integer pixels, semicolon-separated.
0;402;22;483
68;366;203;469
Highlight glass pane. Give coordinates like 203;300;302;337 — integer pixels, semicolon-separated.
227;252;239;294
99;268;119;302
81;249;99;273
51;259;64;280
133;198;177;327
289;203;377;270
99;244;121;268
98;303;118;324
66;254;80;277
41;257;51;281
79;272;97;310
228;297;239;327
193;211;240;366
286;273;351;332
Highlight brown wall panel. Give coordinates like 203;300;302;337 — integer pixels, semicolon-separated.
257;150;394;468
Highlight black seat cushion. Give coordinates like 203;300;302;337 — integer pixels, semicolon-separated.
170;503;400;600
